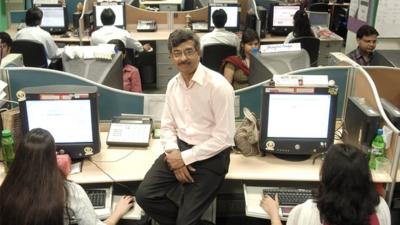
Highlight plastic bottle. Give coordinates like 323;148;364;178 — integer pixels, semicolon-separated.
369;129;385;169
1;129;15;172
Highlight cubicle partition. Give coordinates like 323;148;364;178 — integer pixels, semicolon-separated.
350;66;400;204
3;68;144;120
236;66;352;119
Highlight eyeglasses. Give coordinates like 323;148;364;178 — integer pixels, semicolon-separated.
172;48;197;58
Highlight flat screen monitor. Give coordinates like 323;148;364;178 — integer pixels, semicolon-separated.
307;10;330;27
208;5;240;32
94;3;126;29
38;4;68;34
260;84;338;159
19;85;101;159
270;5;300;35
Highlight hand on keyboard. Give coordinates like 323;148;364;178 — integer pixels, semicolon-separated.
260;194;281;222
113;195;135;217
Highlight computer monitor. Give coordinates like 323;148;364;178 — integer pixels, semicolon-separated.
259;84;338;159
307;10;330;27
19;85;101;159
208;5;240;32
342;96;381;153
381;98;400;130
94;3;126;29
270;5;300;35
38;4;68;34
248;52;274;85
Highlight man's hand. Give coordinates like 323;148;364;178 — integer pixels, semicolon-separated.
165;149;185;170
173;165;196;183
143;43;152;52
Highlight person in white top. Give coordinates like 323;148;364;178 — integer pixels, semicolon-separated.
91;8;152;53
136;29;235;225
0;128;134;225
260;144;391;225
200;9;240;52
15;7;63;60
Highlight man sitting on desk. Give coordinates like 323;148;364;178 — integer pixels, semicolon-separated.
91;8;152;53
200;9;240;52
347;25;379;66
136;29;235;225
15;7;63;60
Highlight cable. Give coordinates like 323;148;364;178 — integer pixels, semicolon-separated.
88;158;134;195
90;150;134;163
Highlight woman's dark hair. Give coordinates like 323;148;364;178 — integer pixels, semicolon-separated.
0;128;66;225
292;10;314;38
0;32;12;47
240;28;260;59
25;7;43;26
316;144;380;225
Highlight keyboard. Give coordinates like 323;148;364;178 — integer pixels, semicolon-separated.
85;189;107;209
262;187;313;206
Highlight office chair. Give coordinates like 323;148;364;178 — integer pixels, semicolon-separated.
308;3;330;12
289;36;320;67
10;39;48;68
202;44;237;72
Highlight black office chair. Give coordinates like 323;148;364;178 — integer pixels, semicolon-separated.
308;3;330;12
289;36;320;67
202;44;237;72
10;39;48;68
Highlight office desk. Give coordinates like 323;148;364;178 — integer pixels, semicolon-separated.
6;132;379;184
7;132;383;185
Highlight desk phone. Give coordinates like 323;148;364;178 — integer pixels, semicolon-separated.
137;20;157;32
106;115;153;147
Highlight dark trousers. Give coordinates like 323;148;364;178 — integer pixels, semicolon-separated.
136;139;230;225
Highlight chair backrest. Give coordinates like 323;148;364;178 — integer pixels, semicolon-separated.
10;39;48;68
308;3;329;12
202;44;237;72
289;36;320;67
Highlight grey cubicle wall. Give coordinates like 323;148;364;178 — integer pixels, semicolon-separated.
3;68;144;120
236;66;351;119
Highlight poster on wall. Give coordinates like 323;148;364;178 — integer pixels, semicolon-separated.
375;0;400;37
347;0;376;32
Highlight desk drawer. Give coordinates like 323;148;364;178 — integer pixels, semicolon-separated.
156;40;169;54
157;53;171;64
157;63;178;75
159;4;179;11
157;74;175;88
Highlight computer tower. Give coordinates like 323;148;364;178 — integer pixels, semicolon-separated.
381;98;400;130
342;96;381;153
258;6;267;38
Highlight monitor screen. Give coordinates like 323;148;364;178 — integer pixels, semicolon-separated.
19;85;101;159
208;5;239;31
260;85;338;158
95;3;125;28
272;5;300;27
38;5;67;33
307;11;330;27
25;100;93;143
267;94;331;138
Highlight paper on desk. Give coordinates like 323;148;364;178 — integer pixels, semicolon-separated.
113;195;143;220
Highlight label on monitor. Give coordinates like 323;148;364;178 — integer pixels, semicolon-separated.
260;43;301;53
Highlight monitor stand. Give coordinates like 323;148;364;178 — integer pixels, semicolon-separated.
273;153;312;162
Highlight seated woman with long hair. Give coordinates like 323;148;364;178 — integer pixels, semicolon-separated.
284;9;315;44
0;128;133;225
221;28;260;90
261;144;391;225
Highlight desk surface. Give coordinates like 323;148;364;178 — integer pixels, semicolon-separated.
141;0;182;5
1;132;390;184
